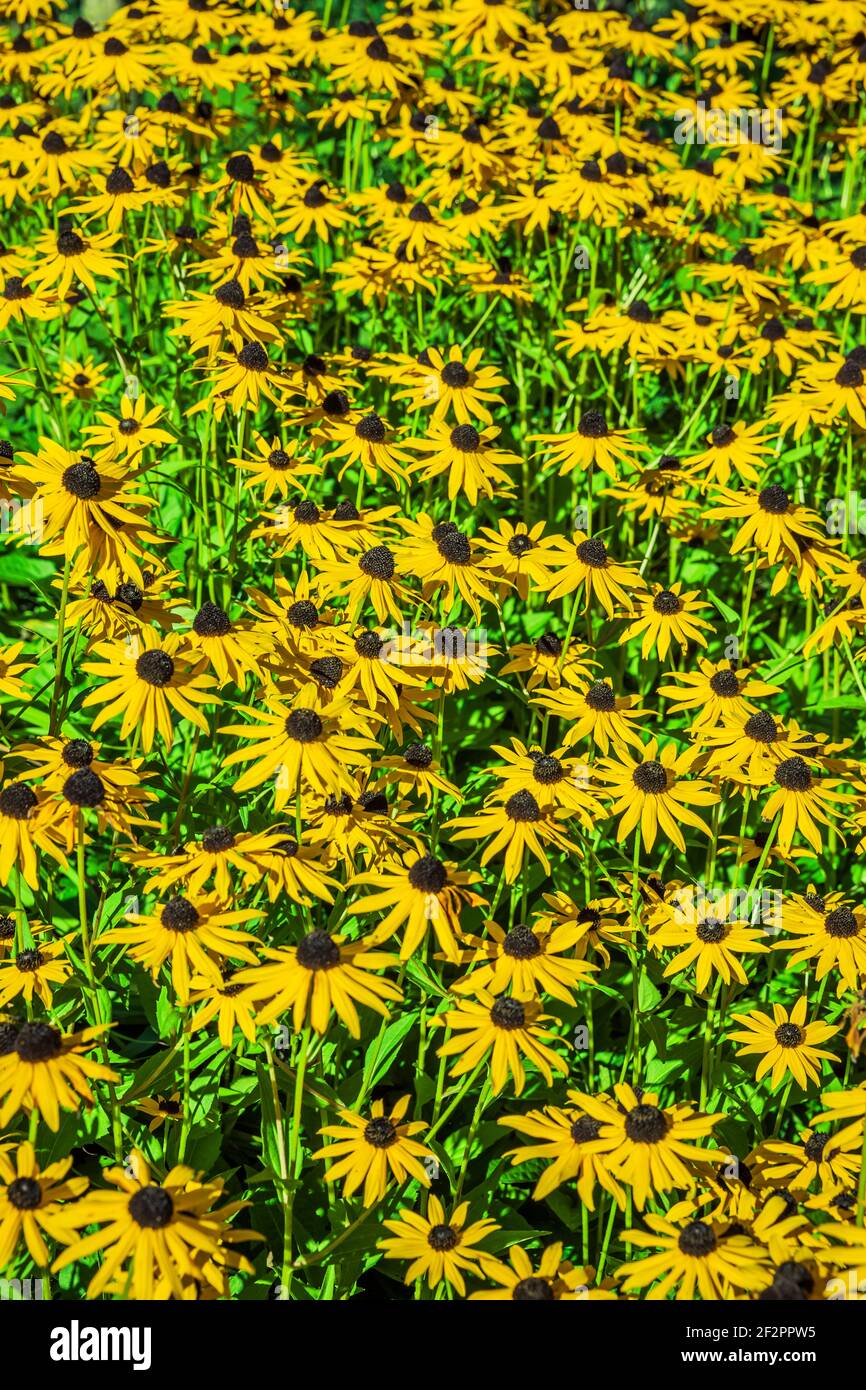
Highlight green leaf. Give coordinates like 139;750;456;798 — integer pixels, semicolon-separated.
704;590;740;625
0;550;54;585
355;1010;420;1100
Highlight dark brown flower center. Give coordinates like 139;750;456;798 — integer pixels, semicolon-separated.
63;769;104;807
824;906;858;938
7;1176;41;1210
136;650;174;686
193;601;231;638
129;1186;174;1229
758;484;790;514
238;341;268;371
576;538;607;567
359;545;395;579
161;897;200;932
709;668;740;697
652;590;681;615
632;761;667;794
578;410;607;438
503;925;541;959
450;424;480;452
570;1115;602;1144
285;708;323;742
404;742;433;768
364;1116;397;1148
201;825;235;853
744;710;777;744
774;756;811;791
624;1104;668;1143
408;854;447;893
441;362;470;388
677;1221;716;1256
62;461;101;499
804;1133;827;1162
355;413;386;443
427;1223;458;1251
513;1277;554;1299
296;929;340;970
0;783;37;820
532;753;563;785
490;997;525;1030
506;790;541;822
15;1021;62;1062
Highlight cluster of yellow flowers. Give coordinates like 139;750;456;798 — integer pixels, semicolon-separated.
0;0;866;1304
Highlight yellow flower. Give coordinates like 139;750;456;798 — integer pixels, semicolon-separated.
312;1095;432;1206
729;996;838;1090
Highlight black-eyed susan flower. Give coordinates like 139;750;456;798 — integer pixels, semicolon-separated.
483;737;602;819
26;221;123;298
257;832;341;906
81;394;174;463
131;1084;183;1131
469;1242;599;1301
0;1019;116;1132
535;891;638;970
500;1097;625;1208
221;686;375;805
595;738;718;853
435;991;568;1096
0;780;68;890
545;532;646;616
348;851;483;963
649;891;769;993
706;483;825;566
533;679;651;754
531;411;646;481
0;1141;88;1269
697;708;808;785
81;629;219;752
499;634;596;692
233;930;401;1037
408;422;519;506
315;543;414;624
378;1195;498;1296
571;1085;727;1210
773;895;866;991
395;345;506;425
16;440;156;579
729;996;838;1090
0;939;70;1010
375;742;461;808
445;789;581;884
656;658;781;733
312;1095;432;1206
398;516;498;623
448;918;597;1004
183;600;266;687
203;340;292;412
166;280;282;358
749;1128;861;1196
99;895;260;1004
234;432;319;501
684;419;775;488
759;755;853;855
127;823;285;900
189;971;259;1048
618;582;715;661
52;1150;257;1300
617;1200;770;1300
